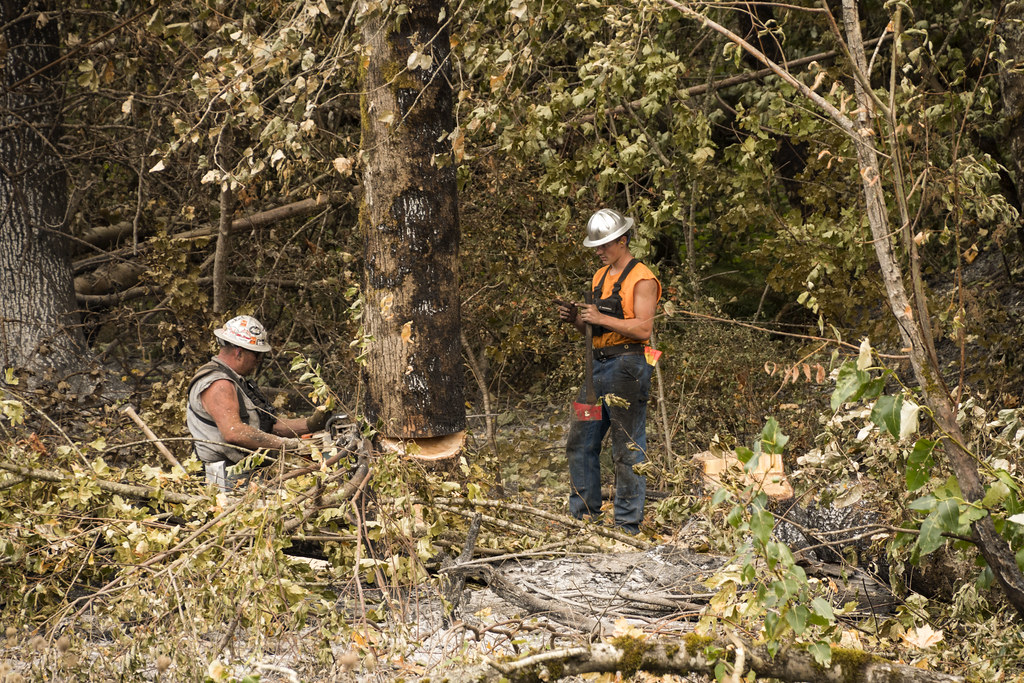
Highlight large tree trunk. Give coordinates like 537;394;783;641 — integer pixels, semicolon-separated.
0;1;86;382
997;0;1024;241
358;0;465;437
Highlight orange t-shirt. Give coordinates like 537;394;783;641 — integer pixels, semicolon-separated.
590;261;661;349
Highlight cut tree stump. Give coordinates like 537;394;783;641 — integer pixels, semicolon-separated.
693;450;794;500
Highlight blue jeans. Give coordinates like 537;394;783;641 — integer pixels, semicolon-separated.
566;352;651;534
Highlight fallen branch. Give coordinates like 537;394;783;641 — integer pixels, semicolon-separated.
122;405;183;470
71;194;342;277
0;462;198;505
428;496;651;550
447;635;964;683
213;184;234;314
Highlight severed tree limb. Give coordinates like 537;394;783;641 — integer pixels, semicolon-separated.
445;636;964;683
73;260;147;296
72;194;342;279
0;461;198;505
122;405;183;470
428;496;651;550
440;512;482;625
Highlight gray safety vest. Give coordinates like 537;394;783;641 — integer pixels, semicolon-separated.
186;359;275;464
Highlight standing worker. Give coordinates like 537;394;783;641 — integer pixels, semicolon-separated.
557;209;661;534
186;315;328;490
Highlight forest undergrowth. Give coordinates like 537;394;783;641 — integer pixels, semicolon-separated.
3;317;1024;682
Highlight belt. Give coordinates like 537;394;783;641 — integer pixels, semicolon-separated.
593;343;644;360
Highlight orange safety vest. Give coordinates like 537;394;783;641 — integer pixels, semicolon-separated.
590;260;661;349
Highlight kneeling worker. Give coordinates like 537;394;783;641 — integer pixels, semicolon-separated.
186;315;328;490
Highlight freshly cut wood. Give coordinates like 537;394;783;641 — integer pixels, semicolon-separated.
379;430;465;461
694;450;793;500
122;405;183;470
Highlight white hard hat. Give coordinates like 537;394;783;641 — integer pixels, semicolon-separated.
214;315;272;353
582;208;634;247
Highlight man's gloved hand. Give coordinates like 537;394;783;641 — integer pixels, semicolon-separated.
306;405;330;433
555;298;578;324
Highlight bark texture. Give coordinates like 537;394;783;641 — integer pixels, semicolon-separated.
0;1;85;379
998;0;1024;228
358;0;464;437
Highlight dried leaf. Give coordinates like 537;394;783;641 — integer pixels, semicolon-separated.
901;624;943;649
332;156;354;176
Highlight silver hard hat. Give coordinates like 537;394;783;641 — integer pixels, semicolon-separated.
582;208;634;247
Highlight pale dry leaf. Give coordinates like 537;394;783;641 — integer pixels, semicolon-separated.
902;624;943;649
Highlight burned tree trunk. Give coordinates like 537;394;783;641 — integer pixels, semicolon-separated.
358;0;464;437
0;1;86;382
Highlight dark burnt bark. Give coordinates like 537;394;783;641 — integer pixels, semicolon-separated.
997;0;1024;243
0;1;86;380
358;0;464;437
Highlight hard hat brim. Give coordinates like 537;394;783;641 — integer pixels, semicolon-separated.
582;216;634;247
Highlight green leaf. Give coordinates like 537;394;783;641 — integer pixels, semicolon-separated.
727;504;744;529
906;439;936;491
871;395;903;438
810;596;834;622
808;641;832;667
785;605;809;634
917;513;946;555
831;362;871;410
759;417;789;455
751;508;773;545
978;483;1011;509
977;566;994;590
936;498;960;532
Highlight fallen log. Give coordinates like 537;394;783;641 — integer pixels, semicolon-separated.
444;634;963;683
444;562;610;636
75;221;137;253
74;260;148;296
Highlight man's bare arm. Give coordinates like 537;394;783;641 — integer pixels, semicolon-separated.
201;380;290;452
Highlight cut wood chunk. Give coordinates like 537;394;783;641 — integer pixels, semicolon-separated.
380;430;466;461
693;450;794;500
